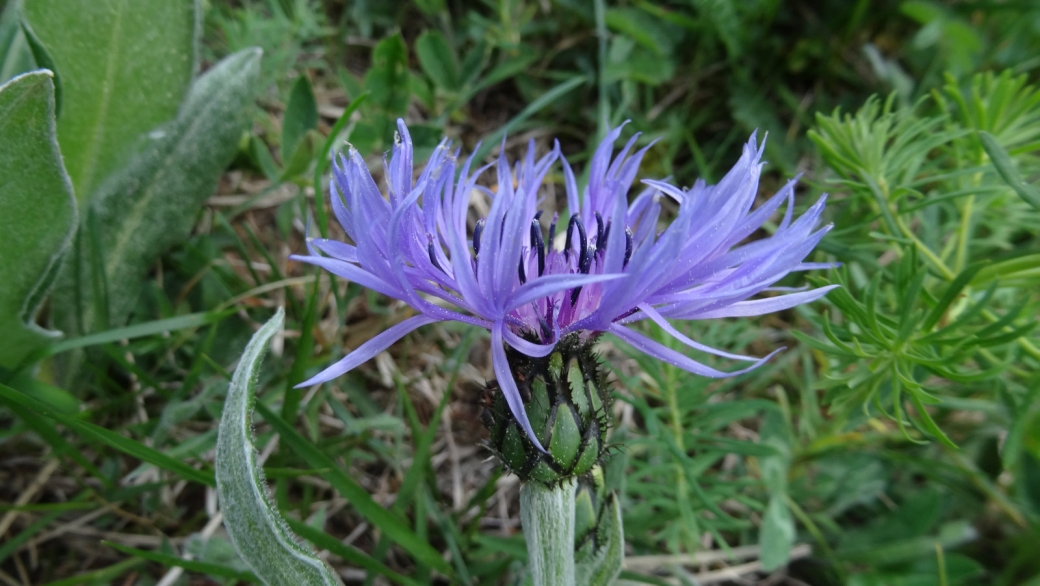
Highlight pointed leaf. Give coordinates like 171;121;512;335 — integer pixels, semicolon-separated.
0;71;76;371
0;381;214;486
281;74;317;163
415;30;459;90
215;307;339;586
980;130;1040;210
23;0;199;203
575;493;624;586
52;48;261;371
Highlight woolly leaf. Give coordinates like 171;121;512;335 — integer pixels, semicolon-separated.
216;307;339;586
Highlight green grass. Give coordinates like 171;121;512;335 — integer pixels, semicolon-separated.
1;0;1039;584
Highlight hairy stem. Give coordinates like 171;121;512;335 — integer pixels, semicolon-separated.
521;479;577;586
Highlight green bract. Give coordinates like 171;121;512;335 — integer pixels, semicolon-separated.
482;336;612;486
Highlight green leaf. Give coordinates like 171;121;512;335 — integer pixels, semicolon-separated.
0;381;215;486
759;496;795;571
51;48;261;378
364;33;410;116
415;30;459;91
604;7;675;56
253;401;454;576
281;74;317;164
105;542;259;582
470;75;588;164
215;308;339;586
979;130;1040;210
47;309;235;356
23;0;200;203
287;520;425;586
0;1;35;84
575;493;624;586
0;71;76;371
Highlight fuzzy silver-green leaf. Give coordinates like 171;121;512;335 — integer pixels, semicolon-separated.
0;71;76;371
216;307;340;586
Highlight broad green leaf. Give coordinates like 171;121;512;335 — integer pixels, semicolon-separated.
0;382;215;486
415;30;459;91
23;0;199;203
759;496;795;571
52;48;261;379
215;307;339;586
604;7;676;56
979;130;1040;210
0;71;76;371
281;74;317;164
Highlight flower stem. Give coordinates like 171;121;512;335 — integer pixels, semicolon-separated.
521;479;577;586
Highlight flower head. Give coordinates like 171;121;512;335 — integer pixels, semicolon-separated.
293;119;836;450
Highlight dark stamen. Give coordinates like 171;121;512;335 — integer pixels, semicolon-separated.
568;216;592;305
624;227;634;268
565;215;587;264
530;219;546;276
579;246;593;274
473;218;486;256
601;222;611;251
427;235;445;273
548;212;558;245
594;212;605;248
519;254;527;285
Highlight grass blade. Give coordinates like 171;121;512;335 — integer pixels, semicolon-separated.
0;382;214;487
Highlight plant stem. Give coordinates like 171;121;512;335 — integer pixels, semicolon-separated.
520;479;577;586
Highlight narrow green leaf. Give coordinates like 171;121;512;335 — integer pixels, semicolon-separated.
105;542;260;582
23;0;199;203
415;30;459;90
470;75;589;164
980;130;1040;209
17;19;61;115
0;1;36;84
575;493;624;586
253;401;453;576
52;48;261;382
287;520;425;586
0;382;215;486
0;71;76;371
41;558;144;586
0;504;66;564
50;309;235;355
215;307;340;586
282;74;318;163
921;261;987;332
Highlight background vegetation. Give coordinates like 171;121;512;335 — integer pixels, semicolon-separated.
1;0;1039;584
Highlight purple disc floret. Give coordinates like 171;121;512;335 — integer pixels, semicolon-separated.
292;119;837;451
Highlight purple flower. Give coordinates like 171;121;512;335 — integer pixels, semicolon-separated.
293;119;836;450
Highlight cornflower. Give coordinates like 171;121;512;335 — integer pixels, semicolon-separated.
293;120;835;451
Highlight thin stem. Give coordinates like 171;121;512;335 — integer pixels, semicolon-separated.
954;194;974;274
520;479;577;586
